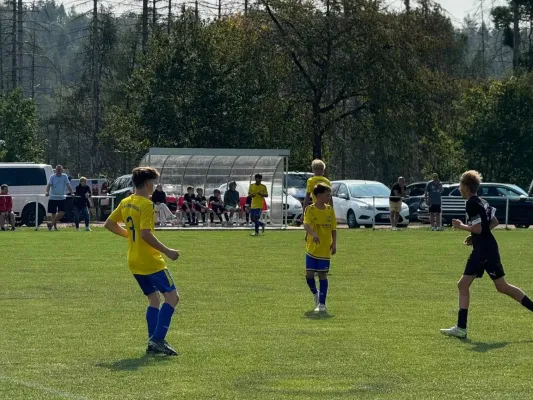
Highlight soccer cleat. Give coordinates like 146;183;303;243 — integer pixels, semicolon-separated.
146;342;157;354
431;227;436;231
148;339;179;356
85;227;91;232
47;223;53;231
437;227;443;231
313;292;319;308
250;232;259;236
314;303;327;312
440;326;467;339
10;226;15;231
54;225;59;231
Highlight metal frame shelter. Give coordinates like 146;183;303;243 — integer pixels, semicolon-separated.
139;148;291;227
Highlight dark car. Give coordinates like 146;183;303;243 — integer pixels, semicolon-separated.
97;175;133;221
405;182;430;221
284;172;313;203
418;183;533;228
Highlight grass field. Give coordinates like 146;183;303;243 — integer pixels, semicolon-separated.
1;228;533;400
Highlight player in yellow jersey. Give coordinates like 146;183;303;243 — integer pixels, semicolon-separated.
303;159;331;212
248;173;268;236
303;183;337;312
104;167;180;356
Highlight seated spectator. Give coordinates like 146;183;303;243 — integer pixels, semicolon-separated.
152;184;175;226
182;186;197;225
74;177;92;231
0;184;15;231
243;195;252;225
209;189;229;225
195;188;209;225
223;182;242;224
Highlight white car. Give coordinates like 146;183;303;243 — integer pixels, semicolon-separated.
217;181;303;221
331;180;410;228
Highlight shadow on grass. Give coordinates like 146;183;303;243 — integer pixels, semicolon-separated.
96;354;173;371
463;340;510;353
304;311;334;320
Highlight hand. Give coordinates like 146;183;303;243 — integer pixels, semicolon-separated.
452;219;463;229
330;243;337;255
312;235;320;244
165;248;180;261
45;192;49;197
85;193;90;198
464;235;473;246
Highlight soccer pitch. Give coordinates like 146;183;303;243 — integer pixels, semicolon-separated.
1;229;533;400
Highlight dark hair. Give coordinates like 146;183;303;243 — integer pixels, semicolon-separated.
214;189;221;194
132;167;160;188
255;174;262;179
187;186;194;191
1;184;7;190
196;187;203;191
313;183;331;197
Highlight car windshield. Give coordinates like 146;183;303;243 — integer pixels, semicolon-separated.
509;185;527;196
349;183;390;198
284;174;312;188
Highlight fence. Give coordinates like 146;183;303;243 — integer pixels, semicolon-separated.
0;194;116;230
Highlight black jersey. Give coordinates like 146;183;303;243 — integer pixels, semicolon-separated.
466;196;499;259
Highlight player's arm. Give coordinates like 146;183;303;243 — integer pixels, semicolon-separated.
452;202;482;234
67;182;73;194
104;203;128;238
140;230;179;260
45;183;51;196
303;193;311;212
489;216;499;230
260;187;268;198
331;230;337;255
303;209;319;243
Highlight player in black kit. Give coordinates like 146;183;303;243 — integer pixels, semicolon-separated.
440;170;533;338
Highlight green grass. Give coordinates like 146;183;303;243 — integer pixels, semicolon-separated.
1;228;533;400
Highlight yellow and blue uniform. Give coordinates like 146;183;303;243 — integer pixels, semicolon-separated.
248;183;268;210
304;204;336;271
109;194;175;295
306;176;331;204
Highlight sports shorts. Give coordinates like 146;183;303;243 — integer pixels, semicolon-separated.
134;269;176;296
464;254;505;280
250;208;262;220
306;254;330;272
389;201;401;213
48;199;66;214
429;204;441;213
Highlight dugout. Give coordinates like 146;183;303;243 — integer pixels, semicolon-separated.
139;148;291;227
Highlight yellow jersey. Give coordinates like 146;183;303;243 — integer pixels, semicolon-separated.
108;194;166;275
304;204;337;259
306;176;331;203
248;183;268;209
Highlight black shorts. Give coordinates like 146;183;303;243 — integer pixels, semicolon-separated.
181;202;193;212
464;254;505;280
429;204;441;213
194;203;207;212
48;199;66;214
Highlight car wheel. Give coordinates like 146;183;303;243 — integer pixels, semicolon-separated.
363;224;373;229
22;203;46;227
347;210;359;229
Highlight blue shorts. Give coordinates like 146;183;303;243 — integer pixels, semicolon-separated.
250;208;262;220
306;254;331;272
134;269;176;296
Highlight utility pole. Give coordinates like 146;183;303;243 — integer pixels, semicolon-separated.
31;2;36;99
11;0;16;89
91;0;100;174
0;15;3;93
218;0;221;19
195;0;199;22
480;0;486;78
244;0;248;15
512;0;520;70
152;0;157;28
17;0;23;88
167;0;171;35
142;0;148;51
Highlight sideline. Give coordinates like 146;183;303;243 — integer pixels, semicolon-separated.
0;375;89;400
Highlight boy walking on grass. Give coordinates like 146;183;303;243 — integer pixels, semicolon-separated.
441;170;533;338
303;184;337;312
248;174;268;236
105;167;180;356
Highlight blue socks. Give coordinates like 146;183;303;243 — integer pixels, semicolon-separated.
306;278;318;294
255;220;264;233
319;279;329;305
146;306;159;339
152;303;175;341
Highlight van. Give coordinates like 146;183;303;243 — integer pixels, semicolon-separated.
0;163;53;226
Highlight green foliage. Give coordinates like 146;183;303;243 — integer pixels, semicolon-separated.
0;90;41;162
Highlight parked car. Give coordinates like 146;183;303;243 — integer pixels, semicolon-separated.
218;181;303;221
284;172;313;203
0;163;53;226
97;175;133;221
418;182;533;227
405;182;455;222
331;180;410;228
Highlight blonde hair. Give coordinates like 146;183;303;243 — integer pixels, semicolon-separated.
460;170;482;194
80;176;87;182
311;159;326;172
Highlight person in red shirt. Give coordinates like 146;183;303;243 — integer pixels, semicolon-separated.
0;184;15;231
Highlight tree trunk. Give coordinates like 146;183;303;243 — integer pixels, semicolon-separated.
91;0;99;174
0;15;3;93
11;0;17;89
167;0;171;35
312;103;322;160
31;2;35;99
17;0;23;88
513;0;520;70
142;0;149;52
152;0;157;28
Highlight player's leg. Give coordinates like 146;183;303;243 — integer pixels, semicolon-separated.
9;212;15;230
441;274;475;338
82;206;90;230
52;200;65;228
492;273;533;312
317;266;330;312
133;274;160;342
47;201;56;230
429;211;435;229
150;269;179;356
73;206;81;230
305;255;319;308
0;213;5;230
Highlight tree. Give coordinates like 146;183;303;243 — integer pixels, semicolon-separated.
0;89;41;162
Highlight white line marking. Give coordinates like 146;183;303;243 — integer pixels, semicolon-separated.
0;375;89;400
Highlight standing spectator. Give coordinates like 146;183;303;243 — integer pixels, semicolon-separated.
0;184;15;231
224;182;242;225
152;184;174;226
181;186;197;225
195;188;209;225
389;177;406;231
303;159;331;212
74;177;92;231
45;165;73;231
209;189;229;225
248;174;268;236
425;173;444;231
